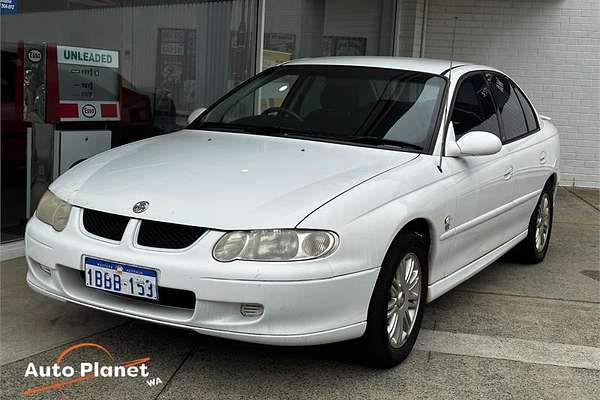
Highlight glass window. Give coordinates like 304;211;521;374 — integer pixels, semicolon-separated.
451;73;501;139
1;49;17;102
0;0;257;242
221;74;300;122
514;85;539;132
195;65;446;151
257;75;300;114
487;73;528;142
262;0;395;68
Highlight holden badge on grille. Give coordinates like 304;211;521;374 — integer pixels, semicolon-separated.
132;201;149;213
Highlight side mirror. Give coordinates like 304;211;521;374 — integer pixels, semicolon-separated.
446;130;502;157
187;107;207;124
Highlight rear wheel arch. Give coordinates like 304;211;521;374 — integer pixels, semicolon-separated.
514;182;554;264
545;173;557;193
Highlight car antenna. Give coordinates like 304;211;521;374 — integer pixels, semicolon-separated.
438;16;458;173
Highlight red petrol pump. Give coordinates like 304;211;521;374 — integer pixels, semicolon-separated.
21;42;121;216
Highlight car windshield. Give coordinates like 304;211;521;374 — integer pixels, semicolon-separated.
190;65;446;151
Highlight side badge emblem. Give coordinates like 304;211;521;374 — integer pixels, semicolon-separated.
133;201;149;213
444;216;453;232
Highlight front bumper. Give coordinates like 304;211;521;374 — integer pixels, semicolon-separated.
25;210;379;345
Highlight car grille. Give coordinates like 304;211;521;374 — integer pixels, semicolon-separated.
79;271;196;309
82;208;206;249
137;220;207;249
82;209;129;241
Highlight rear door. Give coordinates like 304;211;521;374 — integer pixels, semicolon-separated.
487;72;547;235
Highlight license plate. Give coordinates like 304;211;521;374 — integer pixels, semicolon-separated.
84;257;158;300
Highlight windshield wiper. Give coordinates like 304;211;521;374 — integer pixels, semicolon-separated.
275;126;331;137
269;130;424;151
194;123;422;150
194;122;322;137
194;122;264;133
344;136;423;150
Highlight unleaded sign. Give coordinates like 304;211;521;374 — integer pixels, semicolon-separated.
56;45;120;121
58;45;119;68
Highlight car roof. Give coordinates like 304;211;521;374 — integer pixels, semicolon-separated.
285;56;480;76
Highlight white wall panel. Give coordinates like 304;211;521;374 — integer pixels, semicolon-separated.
423;0;600;188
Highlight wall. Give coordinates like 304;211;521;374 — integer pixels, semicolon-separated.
423;0;600;188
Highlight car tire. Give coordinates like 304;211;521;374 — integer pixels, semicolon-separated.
358;231;428;368
515;185;554;264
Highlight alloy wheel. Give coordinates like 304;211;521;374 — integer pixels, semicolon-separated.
387;253;422;348
535;193;551;252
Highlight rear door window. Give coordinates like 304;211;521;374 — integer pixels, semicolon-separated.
487;73;529;142
514;85;539;132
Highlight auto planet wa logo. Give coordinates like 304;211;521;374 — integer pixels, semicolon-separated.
21;342;161;396
81;104;97;118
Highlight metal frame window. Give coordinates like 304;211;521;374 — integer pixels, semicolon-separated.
255;0;403;74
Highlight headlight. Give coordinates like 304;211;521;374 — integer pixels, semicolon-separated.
36;190;72;232
213;229;337;262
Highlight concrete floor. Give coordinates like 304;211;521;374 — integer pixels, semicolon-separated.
1;187;598;399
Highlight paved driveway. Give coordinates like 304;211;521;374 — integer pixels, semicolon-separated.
1;188;598;399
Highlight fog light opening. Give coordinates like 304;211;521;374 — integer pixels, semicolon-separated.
39;263;52;276
240;303;264;317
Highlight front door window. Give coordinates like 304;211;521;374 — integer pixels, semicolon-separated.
451;73;501;139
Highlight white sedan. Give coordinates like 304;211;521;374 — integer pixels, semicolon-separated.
25;57;559;367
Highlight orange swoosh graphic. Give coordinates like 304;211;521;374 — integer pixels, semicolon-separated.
55;342;114;364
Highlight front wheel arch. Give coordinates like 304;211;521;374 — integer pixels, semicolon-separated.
401;218;431;256
381;218;433;282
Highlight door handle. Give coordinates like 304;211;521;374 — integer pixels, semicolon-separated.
539;151;547;165
504;166;513;180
